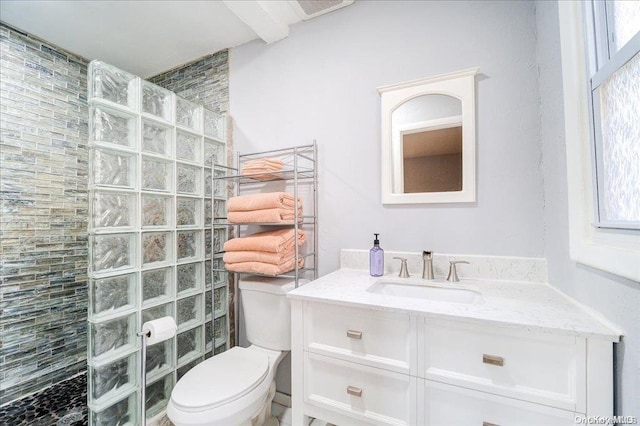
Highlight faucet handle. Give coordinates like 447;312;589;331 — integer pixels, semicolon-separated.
393;257;410;278
447;260;469;282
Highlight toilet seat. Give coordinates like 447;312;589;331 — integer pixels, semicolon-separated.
171;347;269;412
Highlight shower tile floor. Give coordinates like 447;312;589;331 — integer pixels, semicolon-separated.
0;373;87;426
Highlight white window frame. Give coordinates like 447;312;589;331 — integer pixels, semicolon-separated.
558;1;640;281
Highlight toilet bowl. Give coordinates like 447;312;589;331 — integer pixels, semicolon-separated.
167;276;302;426
167;345;285;426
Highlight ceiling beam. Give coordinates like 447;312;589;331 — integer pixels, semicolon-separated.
223;0;290;44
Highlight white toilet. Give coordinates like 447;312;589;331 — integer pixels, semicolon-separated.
167;277;297;426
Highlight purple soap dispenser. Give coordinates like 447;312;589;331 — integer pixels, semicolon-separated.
369;233;384;277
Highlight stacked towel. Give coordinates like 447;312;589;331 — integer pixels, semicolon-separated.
227;192;303;224
223;228;305;276
241;158;284;180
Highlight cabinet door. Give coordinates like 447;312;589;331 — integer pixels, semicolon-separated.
304;302;416;374
423;380;577;426
305;352;417;426
421;318;586;412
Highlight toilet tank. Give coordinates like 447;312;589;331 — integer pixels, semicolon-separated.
239;277;306;351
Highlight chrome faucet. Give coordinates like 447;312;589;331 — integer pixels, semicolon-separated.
422;251;434;280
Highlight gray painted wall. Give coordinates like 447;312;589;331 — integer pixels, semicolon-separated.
230;0;545;276
535;1;640;416
230;0;640;415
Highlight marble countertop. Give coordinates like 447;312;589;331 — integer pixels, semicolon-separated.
287;268;622;341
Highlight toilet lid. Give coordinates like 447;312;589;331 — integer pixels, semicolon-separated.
171;347;269;411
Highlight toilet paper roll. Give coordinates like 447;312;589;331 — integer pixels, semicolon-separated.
142;316;177;346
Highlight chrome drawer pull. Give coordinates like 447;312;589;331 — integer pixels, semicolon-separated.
482;354;504;367
483;422;500;426
347;386;363;397
346;330;363;339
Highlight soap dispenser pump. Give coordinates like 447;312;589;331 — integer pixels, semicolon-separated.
369;233;384;277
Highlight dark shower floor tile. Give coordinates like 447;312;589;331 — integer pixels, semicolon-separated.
0;373;87;426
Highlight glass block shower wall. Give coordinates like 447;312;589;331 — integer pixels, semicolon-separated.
86;61;228;424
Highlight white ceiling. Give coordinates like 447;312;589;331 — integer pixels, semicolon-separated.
0;0;352;77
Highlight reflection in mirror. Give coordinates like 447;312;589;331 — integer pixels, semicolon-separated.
378;67;478;204
392;95;462;193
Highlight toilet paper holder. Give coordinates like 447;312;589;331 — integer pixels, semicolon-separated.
138;317;176;426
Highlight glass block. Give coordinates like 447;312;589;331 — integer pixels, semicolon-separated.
204;168;213;197
142;81;172;121
610;0;640;53
205;260;212;289
177;358;201;381
91;106;137;148
214;170;226;198
176;164;201;195
177;294;203;329
213;228;226;254
91;392;136;426
142;120;171;156
204;139;225;166
90;353;136;405
205;320;213;351
176;130;201;163
146;373;174;418
214;344;226;355
212;257;225;287
176;97;202;131
142;267;173;305
146;339;172;378
598;51;640;222
205;229;212;256
214;286;227;315
92;191;135;229
203;109;225;140
177;231;201;261
142;156;172;192
213;200;225;221
214;316;226;347
92;148;136;189
90;61;137;108
90;313;136;361
204;199;212;225
177;197;201;227
142;302;173;325
90;273;136;319
177;262;202;295
205;290;212;320
142;232;172;266
142;194;172;228
91;233;135;273
177;326;203;363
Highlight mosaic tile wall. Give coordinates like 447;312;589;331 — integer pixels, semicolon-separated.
149;51;235;348
0;23;89;405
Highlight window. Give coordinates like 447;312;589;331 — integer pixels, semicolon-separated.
584;0;640;229
558;1;640;281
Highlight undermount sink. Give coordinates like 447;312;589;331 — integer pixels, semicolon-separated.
367;279;482;304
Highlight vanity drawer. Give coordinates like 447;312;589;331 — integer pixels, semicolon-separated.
304;302;415;374
423;380;577;426
421;319;585;412
305;352;417;426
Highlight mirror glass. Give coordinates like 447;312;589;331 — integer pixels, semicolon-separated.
378;67;478;204
392;95;462;193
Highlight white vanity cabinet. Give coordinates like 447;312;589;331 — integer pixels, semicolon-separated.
291;300;614;426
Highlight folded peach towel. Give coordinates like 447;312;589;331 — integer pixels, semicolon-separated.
223;229;305;253
228;192;301;212
223;250;296;265
225;258;304;276
227;208;303;224
241;158;285;180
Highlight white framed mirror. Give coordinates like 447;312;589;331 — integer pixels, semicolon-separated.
378;67;478;204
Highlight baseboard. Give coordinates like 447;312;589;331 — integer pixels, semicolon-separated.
273;391;291;407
